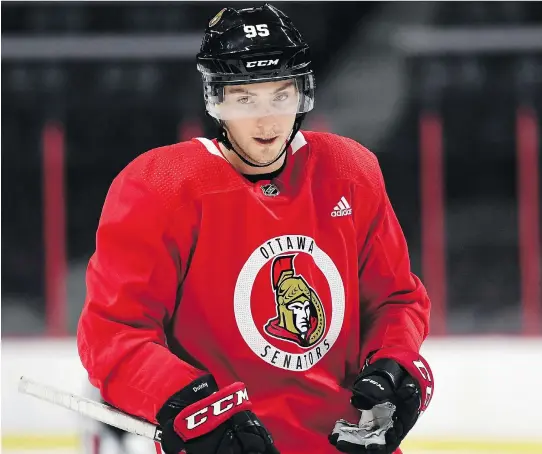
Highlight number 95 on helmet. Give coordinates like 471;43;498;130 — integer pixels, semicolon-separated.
196;3;315;122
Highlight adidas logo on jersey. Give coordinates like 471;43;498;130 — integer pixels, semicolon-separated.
331;196;352;217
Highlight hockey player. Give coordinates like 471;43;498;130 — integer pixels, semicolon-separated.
77;4;434;454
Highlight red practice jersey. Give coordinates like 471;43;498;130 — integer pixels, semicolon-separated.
78;131;431;454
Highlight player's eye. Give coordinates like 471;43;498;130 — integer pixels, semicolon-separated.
237;96;253;105
274;92;289;102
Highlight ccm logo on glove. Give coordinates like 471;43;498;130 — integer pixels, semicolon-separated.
361;378;385;391
174;382;252;440
183;386;249;429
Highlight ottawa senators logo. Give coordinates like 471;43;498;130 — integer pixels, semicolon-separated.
265;254;325;348
234;235;345;372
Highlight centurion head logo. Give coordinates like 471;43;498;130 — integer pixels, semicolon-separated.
234;235;345;372
265;254;325;348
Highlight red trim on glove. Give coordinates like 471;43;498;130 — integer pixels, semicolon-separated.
173;382;253;441
369;348;434;412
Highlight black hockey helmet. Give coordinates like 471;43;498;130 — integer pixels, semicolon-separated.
196;3;315;166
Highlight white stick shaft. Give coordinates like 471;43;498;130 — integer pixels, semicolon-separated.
18;376;163;442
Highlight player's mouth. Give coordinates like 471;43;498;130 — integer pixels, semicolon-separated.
253;136;278;145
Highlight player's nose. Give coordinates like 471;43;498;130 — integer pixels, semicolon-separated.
255;111;278;127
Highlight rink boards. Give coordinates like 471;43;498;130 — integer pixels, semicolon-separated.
3;338;542;454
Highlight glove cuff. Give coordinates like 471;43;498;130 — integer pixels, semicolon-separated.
173;382;252;441
367;348;434;412
157;374;218;426
359;358;406;389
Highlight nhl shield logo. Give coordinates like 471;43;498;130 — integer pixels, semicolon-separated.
261;183;280;197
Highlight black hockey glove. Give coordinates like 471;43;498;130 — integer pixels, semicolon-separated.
157;374;279;454
330;355;433;454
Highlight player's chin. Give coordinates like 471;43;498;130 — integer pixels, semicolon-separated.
247;155;278;167
247;143;284;165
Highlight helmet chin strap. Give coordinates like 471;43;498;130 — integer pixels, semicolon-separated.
214;114;306;169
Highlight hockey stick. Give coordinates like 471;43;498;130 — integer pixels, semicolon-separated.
18;376;163;443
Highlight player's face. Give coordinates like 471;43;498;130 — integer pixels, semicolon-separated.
223;80;298;166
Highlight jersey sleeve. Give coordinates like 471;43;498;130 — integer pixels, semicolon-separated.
356;153;431;369
77;168;204;424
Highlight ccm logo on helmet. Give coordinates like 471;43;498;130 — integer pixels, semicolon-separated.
246;59;280;68
184;388;249;430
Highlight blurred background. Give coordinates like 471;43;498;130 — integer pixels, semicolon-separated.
2;1;541;454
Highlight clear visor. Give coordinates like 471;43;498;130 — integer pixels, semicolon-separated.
203;74;315;121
